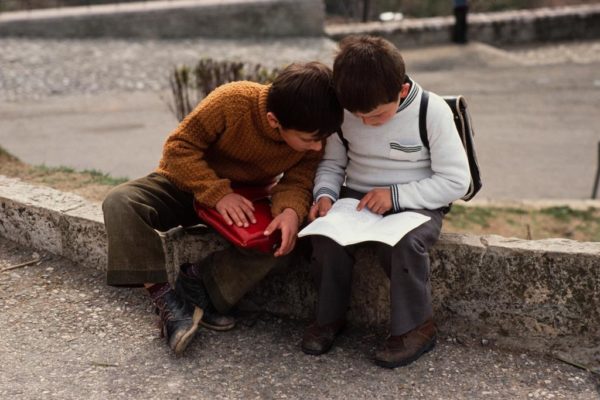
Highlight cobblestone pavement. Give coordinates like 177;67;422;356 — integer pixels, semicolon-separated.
1;237;599;400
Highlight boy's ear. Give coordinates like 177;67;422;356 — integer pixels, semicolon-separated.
399;82;411;99
266;112;280;129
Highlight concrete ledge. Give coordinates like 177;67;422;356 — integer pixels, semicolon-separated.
0;176;107;269
326;4;600;47
1;175;599;364
0;0;324;38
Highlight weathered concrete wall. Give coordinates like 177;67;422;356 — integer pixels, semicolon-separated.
326;4;600;47
1;175;599;361
0;0;324;39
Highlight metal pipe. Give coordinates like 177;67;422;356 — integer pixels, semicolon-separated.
592;141;600;199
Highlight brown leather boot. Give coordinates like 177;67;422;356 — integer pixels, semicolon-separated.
301;319;345;355
374;318;436;368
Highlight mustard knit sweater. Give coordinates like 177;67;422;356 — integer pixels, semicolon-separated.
156;81;322;221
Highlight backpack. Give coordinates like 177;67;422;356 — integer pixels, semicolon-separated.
419;91;482;201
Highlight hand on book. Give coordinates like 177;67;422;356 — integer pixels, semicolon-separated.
298;198;430;247
215;193;256;227
357;188;393;215
264;208;299;257
308;197;333;222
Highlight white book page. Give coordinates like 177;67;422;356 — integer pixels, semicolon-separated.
359;211;431;246
298;198;431;246
298;199;380;246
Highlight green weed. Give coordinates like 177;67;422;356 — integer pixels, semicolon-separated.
32;165;75;174
81;169;128;186
29;165;126;186
540;206;595;221
447;205;495;228
0;145;18;160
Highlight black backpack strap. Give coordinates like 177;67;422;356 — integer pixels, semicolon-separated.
336;128;349;151
419;90;430;150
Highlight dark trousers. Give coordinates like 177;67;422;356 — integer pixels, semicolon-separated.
453;5;468;44
102;172;282;312
310;190;444;335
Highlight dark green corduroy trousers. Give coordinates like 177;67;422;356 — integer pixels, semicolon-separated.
102;172;283;313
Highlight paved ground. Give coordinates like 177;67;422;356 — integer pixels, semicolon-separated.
1;38;600;200
2;36;600;400
0;237;599;400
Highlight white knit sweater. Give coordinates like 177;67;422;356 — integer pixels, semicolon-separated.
314;80;470;211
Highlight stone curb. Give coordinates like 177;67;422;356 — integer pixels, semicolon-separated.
1;175;599;362
326;4;600;47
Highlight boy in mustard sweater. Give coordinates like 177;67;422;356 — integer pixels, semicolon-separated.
102;62;343;355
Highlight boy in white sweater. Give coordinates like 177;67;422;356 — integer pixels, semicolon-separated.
301;35;470;368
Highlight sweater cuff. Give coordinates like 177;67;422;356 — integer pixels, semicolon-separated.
271;197;309;222
271;203;306;222
390;185;402;212
314;187;339;202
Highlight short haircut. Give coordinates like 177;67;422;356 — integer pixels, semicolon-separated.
333;35;406;113
267;62;342;139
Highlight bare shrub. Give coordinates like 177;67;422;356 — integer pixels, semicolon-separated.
169;58;279;122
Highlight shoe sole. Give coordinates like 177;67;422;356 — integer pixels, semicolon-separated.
301;325;345;356
173;307;203;355
199;319;236;332
374;337;436;369
301;344;332;356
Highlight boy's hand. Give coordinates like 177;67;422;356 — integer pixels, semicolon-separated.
264;208;299;257
357;188;393;215
308;197;333;222
215;193;256;227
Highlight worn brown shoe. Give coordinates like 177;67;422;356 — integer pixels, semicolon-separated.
301;319;345;355
374;318;436;368
154;289;203;356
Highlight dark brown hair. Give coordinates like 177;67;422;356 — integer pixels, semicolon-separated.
333;35;406;113
267;62;342;139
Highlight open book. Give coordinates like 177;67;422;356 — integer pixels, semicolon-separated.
298;198;431;246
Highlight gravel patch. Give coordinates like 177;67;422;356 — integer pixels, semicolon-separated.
501;40;600;65
2;37;600;102
0;37;337;101
1;237;599;399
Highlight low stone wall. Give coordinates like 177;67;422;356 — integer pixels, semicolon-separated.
1;175;599;364
0;0;324;39
2;2;598;44
326;4;600;47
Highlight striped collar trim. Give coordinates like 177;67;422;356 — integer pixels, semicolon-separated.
396;76;420;113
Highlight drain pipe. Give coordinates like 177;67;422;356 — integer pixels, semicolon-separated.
593;140;600;199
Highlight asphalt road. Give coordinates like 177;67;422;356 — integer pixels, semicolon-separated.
1;39;599;200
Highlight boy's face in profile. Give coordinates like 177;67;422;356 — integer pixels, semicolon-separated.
266;112;323;152
352;82;411;127
280;128;323;152
353;97;400;127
